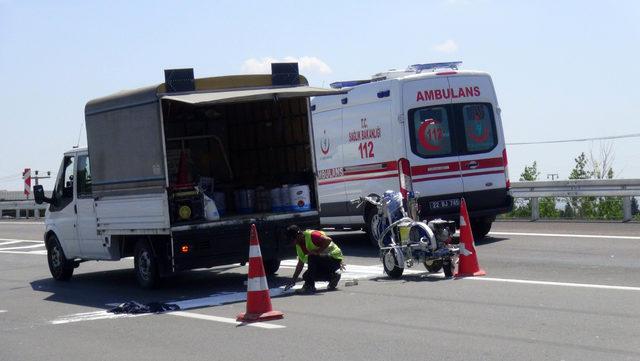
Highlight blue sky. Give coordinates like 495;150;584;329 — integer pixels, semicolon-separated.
1;0;639;190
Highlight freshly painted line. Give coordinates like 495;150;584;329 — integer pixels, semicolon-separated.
51;310;143;324
490;231;640;240
168;311;285;329
0;310;7;313
0;244;45;250
51;287;297;325
464;277;640;291
0;238;43;243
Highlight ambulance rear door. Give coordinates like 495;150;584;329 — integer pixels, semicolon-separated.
312;104;348;225
448;75;508;216
341;84;396;223
402;76;463;218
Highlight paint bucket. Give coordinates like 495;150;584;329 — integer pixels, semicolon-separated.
289;184;311;212
234;189;255;214
399;224;411;244
256;187;271;212
279;185;291;212
213;192;226;216
270;188;282;212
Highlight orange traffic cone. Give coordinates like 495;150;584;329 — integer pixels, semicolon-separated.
455;198;486;277
236;224;284;322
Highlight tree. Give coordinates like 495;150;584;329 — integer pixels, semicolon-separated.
632;197;639;216
519;161;540;181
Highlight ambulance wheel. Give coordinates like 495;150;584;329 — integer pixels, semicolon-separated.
423;259;443;273
134;240;160;289
365;209;383;247
47;234;74;281
263;259;281;275
382;249;404;279
471;218;492;241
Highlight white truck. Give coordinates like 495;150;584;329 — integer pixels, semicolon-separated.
34;64;343;287
311;62;513;245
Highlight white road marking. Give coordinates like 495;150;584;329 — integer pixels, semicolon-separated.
0;244;46;251
0;221;44;225
0;238;43;243
490;231;640;240
463;277;640;291
0;250;47;255
168;311;285;329
0;241;23;246
0;310;7;313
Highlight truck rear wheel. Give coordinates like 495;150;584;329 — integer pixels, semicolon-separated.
263;259;281;275
134;240;160;289
471;217;492;241
47;234;74;281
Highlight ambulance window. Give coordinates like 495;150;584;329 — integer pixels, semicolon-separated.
460;103;497;153
409;106;454;158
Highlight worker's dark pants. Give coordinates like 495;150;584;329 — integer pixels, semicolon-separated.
302;255;341;287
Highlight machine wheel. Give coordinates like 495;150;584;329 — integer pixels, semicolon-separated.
47;234;74;281
471;218;492;241
365;209;383;247
263;259;281;275
134;240;160;289
382;249;404;279
423;259;443;273
443;257;454;278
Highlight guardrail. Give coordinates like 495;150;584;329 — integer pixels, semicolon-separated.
0;200;47;219
510;179;640;222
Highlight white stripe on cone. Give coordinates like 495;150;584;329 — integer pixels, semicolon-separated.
459;215;466;227
247;276;269;292
249;245;262;258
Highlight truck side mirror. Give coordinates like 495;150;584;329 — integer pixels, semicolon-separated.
34;185;51;205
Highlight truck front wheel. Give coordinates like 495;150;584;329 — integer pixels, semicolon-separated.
47;234;74;281
134;240;160;289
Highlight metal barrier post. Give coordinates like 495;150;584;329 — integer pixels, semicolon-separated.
623;196;632;222
531;197;540;221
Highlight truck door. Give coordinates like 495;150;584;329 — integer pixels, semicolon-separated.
313;108;348;224
48;155;81;258
448;76;507;217
402;78;463;218
75;154;108;259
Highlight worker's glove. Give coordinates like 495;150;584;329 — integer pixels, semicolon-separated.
340;262;346;271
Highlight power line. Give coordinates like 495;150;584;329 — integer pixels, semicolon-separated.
507;132;640;146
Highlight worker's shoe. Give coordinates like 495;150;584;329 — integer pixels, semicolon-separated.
327;271;341;291
295;283;316;294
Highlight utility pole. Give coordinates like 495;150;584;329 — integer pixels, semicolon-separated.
547;173;559;181
32;170;52;186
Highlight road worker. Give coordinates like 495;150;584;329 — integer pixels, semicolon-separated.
285;225;345;293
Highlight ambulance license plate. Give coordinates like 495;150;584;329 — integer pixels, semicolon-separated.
429;198;460;210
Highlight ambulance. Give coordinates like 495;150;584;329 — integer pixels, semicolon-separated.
311;62;513;245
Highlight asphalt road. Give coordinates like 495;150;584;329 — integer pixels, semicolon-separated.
1;220;639;361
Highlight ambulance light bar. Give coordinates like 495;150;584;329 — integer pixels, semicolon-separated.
330;79;372;89
407;61;462;73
